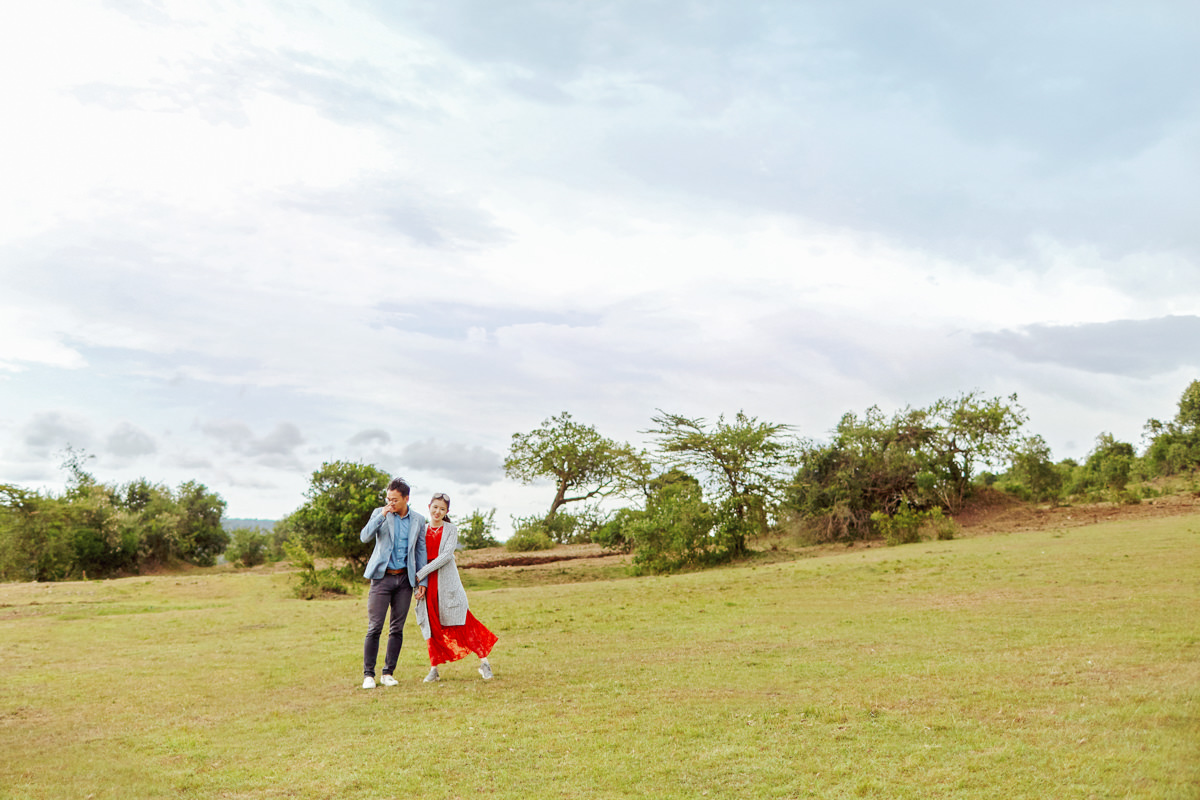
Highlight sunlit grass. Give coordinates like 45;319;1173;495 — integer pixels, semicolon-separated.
2;515;1198;798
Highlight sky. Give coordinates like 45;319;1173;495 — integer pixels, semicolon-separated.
2;0;1198;533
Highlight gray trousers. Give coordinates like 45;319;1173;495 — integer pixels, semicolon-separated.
363;572;412;677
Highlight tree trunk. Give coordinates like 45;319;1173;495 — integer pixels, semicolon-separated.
547;481;568;521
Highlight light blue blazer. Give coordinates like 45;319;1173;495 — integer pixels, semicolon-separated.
360;507;428;585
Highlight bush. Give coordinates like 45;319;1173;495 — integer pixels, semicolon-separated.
283;540;356;599
872;502;923;546
872;502;957;546
294;565;355;600
629;480;719;574
593;508;642;553
226;527;269;567
505;526;555;552
287;461;390;572
458;509;500;549
923;506;958;540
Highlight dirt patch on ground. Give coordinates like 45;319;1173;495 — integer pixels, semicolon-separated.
952;487;1200;535
455;542;625;570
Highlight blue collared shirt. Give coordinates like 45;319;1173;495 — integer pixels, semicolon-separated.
387;511;411;571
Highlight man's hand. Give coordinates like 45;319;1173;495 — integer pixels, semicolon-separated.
415;586;427;601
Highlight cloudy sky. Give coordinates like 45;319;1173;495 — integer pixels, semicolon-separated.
2;0;1198;531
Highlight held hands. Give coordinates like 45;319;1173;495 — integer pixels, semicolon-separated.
415;586;427;601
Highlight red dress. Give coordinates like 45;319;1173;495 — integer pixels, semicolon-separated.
425;525;497;666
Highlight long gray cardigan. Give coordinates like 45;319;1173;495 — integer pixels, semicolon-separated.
413;520;469;640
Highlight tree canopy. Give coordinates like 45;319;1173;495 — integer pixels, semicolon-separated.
505;412;645;520
0;464;228;581
645;410;797;555
787;392;1028;541
286;461;391;570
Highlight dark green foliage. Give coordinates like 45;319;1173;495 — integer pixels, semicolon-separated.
871;503;957;546
286;461;390;571
1063;433;1137;496
0;485;76;581
1143;380;1200;477
226;527;270;567
458;509;500;549
172;481;229;567
645;411;796;556
507;505;608;547
787;393;1027;542
504;525;555;552
594;508;641;553
788;406;929;542
1003;435;1065;502
594;471;738;574
925;392;1029;508
628;474;719;573
267;518;295;561
0;471;228;581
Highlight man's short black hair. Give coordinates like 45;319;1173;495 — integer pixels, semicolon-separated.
387;477;410;497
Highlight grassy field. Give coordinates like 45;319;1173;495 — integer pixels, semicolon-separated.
1;514;1198;799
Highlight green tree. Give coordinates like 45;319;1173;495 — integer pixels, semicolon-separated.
1074;433;1136;493
646;410;797;556
627;472;717;573
505;412;645;521
172;481;228;567
0;485;75;581
226;527;269;567
1143;379;1200;476
458;509;500;549
923;392;1029;509
788;393;1027;542
287;461;391;570
788;406;931;541
1005;434;1063;502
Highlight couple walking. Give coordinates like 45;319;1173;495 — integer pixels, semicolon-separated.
359;477;497;688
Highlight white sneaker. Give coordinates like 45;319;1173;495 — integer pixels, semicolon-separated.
362;676;376;689
423;667;440;683
380;674;399;687
478;661;493;680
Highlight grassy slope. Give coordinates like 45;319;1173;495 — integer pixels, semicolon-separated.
1;514;1198;799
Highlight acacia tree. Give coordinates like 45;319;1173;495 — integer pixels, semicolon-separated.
505;412;645;521
645;410;798;555
923;391;1029;509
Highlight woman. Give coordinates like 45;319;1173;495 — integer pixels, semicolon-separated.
414;492;498;682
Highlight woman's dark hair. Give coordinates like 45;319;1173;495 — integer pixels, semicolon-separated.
387;477;410;496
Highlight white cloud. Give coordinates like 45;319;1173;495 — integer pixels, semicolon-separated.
20;412;94;459
0;0;1196;527
106;422;158;458
348;428;391;446
400;438;503;486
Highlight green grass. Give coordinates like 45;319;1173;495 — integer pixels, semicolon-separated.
2;516;1198;799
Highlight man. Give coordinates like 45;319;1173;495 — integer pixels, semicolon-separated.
359;477;428;688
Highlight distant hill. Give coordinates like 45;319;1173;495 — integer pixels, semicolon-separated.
223;518;277;531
